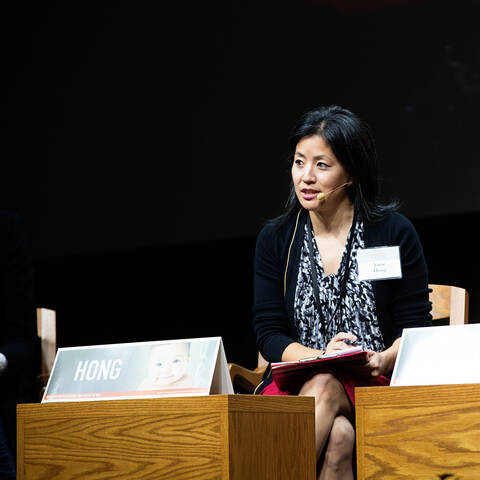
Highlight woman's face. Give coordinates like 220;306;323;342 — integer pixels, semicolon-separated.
291;135;351;211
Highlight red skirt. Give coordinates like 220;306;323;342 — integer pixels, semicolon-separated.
258;370;390;406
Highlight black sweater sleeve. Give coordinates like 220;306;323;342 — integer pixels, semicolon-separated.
369;213;432;346
388;213;432;337
252;223;295;363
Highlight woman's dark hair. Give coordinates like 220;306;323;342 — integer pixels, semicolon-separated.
275;105;398;224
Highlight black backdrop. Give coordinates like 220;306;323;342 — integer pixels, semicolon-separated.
2;0;479;369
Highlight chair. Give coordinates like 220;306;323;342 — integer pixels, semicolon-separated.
428;283;469;325
228;284;469;393
228;351;269;393
37;308;57;399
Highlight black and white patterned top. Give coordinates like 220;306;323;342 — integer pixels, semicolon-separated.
293;219;385;352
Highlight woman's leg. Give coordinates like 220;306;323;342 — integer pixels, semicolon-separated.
298;372;354;459
318;415;355;480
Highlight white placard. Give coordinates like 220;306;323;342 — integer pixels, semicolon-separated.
42;336;233;403
391;324;480;386
357;246;402;281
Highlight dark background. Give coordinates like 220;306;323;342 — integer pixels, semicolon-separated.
1;0;479;370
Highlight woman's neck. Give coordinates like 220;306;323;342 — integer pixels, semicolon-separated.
309;199;354;237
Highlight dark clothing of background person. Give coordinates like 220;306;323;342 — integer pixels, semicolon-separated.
0;211;38;469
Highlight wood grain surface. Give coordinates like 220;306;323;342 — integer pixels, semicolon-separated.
229;411;315;480
356;385;480;480
17;394;315;480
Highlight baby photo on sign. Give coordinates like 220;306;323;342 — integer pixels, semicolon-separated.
138;342;194;389
136;338;220;396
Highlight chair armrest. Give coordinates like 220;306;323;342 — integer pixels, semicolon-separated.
228;362;266;393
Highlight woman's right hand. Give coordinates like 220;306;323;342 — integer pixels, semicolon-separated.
325;332;358;354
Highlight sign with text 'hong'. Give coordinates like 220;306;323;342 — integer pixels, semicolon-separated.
42;337;233;403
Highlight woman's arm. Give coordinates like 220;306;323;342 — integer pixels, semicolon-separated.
281;342;323;362
388;214;432;336
253;224;296;362
357;214;431;378
281;332;360;362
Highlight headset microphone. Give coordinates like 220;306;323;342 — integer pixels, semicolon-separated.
316;181;352;201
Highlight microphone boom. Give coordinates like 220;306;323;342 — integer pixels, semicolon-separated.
316;182;352;201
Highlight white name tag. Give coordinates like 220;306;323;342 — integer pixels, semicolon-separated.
357;246;402;281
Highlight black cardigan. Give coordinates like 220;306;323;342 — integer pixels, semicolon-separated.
252;209;432;363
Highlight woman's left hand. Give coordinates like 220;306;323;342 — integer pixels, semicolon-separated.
363;350;388;377
363;337;402;377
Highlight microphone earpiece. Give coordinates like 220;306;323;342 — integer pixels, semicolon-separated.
316;181;352;201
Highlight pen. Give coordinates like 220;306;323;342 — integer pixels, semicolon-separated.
344;330;361;346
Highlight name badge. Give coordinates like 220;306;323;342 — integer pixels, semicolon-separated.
357;246;402;281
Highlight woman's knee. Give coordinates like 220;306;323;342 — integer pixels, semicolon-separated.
299;372;342;401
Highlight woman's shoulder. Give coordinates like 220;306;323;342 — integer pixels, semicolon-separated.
364;211;420;245
255;209;305;259
378;211;415;229
258;210;303;240
366;210;414;229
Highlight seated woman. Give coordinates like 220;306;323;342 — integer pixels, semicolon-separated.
252;106;432;479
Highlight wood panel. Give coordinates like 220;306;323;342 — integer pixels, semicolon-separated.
19;409;226;479
229;411;315;480
356;384;480;480
228;395;315;479
17;395;315;480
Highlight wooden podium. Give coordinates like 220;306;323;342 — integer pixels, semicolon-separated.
356;384;480;480
17;394;315;480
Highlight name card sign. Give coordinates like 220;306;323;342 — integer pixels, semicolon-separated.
391;324;480;386
42;337;233;403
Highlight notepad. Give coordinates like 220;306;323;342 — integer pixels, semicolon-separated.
271;348;368;392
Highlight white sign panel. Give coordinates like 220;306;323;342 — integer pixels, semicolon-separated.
391;324;480;386
42;336;233;403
